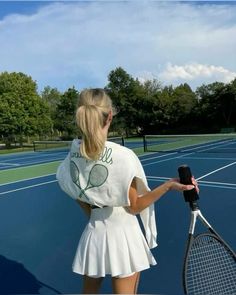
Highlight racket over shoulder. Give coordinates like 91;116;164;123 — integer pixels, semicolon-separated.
178;165;236;295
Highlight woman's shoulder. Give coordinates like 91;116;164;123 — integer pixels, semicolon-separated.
72;138;81;145
106;140;135;154
70;138;81;149
105;140;138;162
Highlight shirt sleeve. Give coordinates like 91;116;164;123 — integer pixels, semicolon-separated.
131;151;158;249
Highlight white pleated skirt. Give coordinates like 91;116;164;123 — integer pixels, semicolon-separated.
72;206;157;278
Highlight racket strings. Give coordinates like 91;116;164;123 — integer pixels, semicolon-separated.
186;234;236;294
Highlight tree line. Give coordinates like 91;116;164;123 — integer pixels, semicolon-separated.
0;67;235;147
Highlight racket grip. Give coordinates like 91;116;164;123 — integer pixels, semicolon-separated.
178;165;199;203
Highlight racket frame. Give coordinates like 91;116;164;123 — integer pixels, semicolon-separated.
183;207;214;294
179;165;236;295
182;195;236;295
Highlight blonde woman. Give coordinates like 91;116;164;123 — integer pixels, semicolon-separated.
56;88;197;294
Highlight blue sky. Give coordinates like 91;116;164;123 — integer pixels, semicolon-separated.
0;1;236;92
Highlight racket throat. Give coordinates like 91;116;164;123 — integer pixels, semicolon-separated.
79;189;89;201
189;210;212;235
189;211;198;235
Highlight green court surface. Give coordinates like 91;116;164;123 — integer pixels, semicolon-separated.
0;161;60;185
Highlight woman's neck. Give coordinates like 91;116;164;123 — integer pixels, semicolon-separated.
102;122;110;140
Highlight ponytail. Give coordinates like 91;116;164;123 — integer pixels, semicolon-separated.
76;89;112;161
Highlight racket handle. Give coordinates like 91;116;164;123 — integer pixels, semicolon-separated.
178;165;199;203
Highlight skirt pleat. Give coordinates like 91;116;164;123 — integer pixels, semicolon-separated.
72;207;157;277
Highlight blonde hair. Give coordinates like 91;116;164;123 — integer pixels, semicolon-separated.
76;88;113;161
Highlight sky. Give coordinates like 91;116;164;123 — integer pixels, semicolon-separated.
0;1;236;92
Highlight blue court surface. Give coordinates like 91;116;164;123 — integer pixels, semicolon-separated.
0;144;235;294
0;150;67;170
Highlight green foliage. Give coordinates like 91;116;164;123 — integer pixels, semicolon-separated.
106;68;236;134
41;86;62;132
196;80;236;131
0;72;52;146
54;87;79;139
106;68;199;134
1;69;235;149
106;67;139;135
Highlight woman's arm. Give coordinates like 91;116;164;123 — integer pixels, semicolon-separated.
127;178;197;215
76;199;91;217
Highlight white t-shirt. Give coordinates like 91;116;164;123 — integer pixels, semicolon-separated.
56;139;157;249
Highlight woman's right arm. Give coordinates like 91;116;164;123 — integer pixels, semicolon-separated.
127;178;196;215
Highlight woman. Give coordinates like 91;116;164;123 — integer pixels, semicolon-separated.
56;88;197;294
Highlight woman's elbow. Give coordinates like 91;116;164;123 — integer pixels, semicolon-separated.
126;205;141;215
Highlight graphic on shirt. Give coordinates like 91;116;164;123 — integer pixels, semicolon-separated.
99;146;113;164
70;161;108;200
71;146;113;165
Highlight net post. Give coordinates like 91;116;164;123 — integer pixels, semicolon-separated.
143;135;147;152
121;136;125;146
33;141;36;152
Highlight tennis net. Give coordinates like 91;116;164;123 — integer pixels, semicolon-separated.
144;133;236;154
33;136;125;153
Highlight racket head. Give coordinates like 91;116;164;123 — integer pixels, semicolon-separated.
183;232;236;295
70;161;80;183
88;164;108;187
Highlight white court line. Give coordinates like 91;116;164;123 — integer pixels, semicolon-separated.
0;160;61;173
147;176;170;180
199;180;236;187
181;138;236;153
0;162;20;167
147;176;236;190
142;152;193;166
12;158;64;167
147;175;236;187
140;152;178;162
197;161;236;181
0;151;67;163
182;156;236;161
0;180;57;195
0;173;56;186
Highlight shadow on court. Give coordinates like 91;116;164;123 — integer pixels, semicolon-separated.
0;254;61;294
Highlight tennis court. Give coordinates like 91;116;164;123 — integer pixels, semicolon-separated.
0;136;235;294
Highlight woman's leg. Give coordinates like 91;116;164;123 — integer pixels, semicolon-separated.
112;272;140;294
82;275;104;294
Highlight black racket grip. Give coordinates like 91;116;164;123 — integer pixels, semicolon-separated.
178;165;199;203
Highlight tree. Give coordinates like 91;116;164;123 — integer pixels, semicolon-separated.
106;67;138;135
169;83;198;131
143;79;162;97
106;67;161;135
54;87;79;139
156;85;174;128
196;82;225;131
41;86;62;135
0;72;52;147
217;81;236;127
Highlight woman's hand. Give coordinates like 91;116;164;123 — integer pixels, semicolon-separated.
166;176;199;193
191;176;199;194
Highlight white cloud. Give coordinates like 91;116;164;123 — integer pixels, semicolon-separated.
158;63;236;84
0;1;236;91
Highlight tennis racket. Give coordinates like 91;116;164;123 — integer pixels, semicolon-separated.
178;165;236;295
84;164;108;190
70;161;89;200
70;161;108;201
